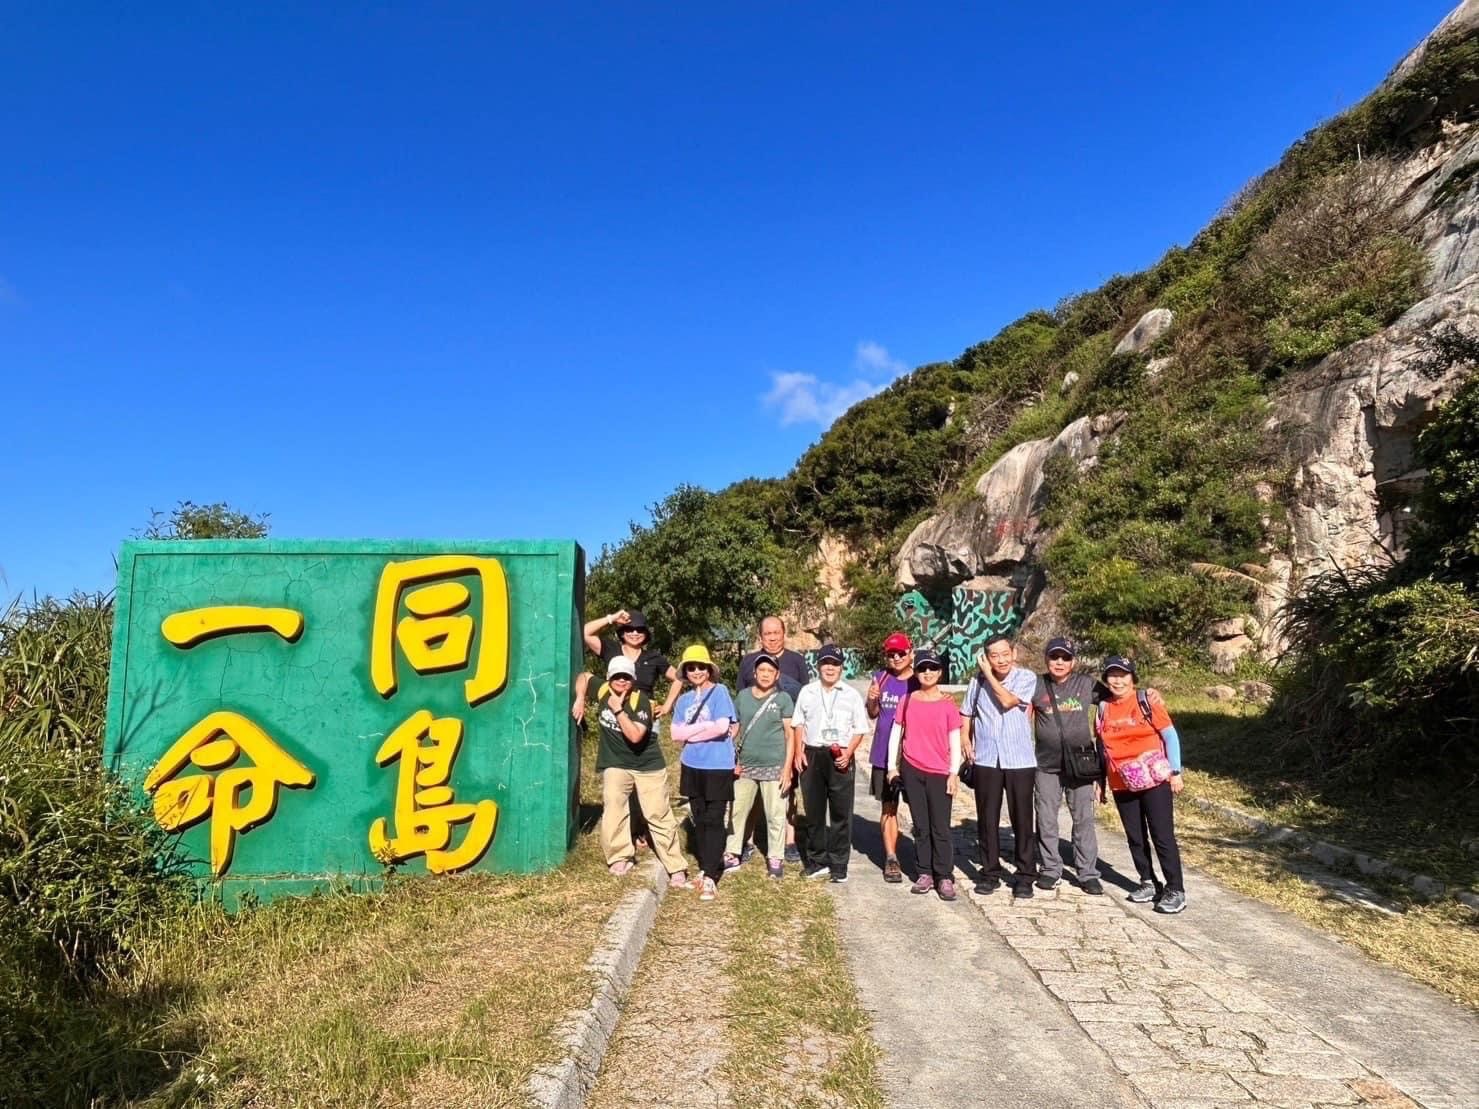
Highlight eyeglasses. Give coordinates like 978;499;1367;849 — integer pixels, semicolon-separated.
884;650;908;659
1047;652;1073;662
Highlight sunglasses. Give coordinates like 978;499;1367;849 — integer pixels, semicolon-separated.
683;663;710;673
917;663;942;673
1047;652;1073;661
609;675;633;683
620;627;647;635
884;650;908;659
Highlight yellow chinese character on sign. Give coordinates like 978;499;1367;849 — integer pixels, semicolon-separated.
144;711;316;876
368;710;498;873
370;555;509;706
161;605;304;647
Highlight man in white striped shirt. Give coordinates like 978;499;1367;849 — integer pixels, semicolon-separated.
962;634;1039;899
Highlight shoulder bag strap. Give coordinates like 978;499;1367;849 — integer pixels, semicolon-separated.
735;691;777;758
685;685;717;726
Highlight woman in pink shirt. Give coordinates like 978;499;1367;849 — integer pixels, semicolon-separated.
886;648;963;901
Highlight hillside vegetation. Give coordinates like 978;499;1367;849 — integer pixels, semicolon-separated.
589;30;1479;778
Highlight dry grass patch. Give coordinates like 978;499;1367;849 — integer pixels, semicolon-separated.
720;867;884;1109
1166;802;1479;1012
1155;678;1479;893
589;886;737;1108
114;833;625;1107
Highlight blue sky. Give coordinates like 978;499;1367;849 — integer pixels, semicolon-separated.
1;1;1455;602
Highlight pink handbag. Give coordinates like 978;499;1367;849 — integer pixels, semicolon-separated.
1114;748;1173;792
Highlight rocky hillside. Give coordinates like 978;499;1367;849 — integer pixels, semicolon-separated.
589;3;1479;686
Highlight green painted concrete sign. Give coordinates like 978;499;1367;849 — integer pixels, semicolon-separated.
104;539;584;901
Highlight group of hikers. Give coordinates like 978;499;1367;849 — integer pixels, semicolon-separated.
571;609;1188;914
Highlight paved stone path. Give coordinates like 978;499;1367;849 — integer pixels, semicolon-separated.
831;761;1479;1108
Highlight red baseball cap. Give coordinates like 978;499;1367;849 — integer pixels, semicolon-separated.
883;632;912;653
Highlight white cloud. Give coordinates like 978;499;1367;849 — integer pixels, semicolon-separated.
761;341;909;427
853;339;905;377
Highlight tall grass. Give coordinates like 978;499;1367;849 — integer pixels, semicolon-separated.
0;593;191;1106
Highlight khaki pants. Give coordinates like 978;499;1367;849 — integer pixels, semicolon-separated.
601;768;686;876
726;777;786;860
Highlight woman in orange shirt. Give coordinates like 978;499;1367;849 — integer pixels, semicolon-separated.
1095;657;1186;914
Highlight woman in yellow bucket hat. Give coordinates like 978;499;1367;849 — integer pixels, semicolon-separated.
670;644;738;902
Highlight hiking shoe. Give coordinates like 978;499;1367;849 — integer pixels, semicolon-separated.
1082;879;1105;896
974;876;1000;895
883;856;903;884
722;853;743;873
803;864;831;881
740;844;757;865
910;875;934;895
1035;874;1061;891
766;858;784;881
1013;880;1035;899
608;859;634;876
1128;880;1158;904
699;877;717;902
1155;889;1187;914
938;878;957;902
784;845;802;865
830;871;849;884
668;870;689;889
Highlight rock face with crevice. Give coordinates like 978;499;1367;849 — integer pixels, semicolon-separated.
892;39;1479;661
1259;121;1479;652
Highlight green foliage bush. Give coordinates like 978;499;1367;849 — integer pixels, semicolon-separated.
586;483;818;656
1409;354;1479;580
1040;373;1273;655
1278;573;1478;780
0;594;191;1106
0;501;267;1105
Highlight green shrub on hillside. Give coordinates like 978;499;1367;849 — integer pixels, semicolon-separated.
1040;372;1273;655
1409;357;1479;580
587;483;817;656
1278;573;1478;780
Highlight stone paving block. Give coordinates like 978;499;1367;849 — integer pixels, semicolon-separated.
1037;974;1111;1003
1150;943;1209;971
1195;980;1273;1013
1251;1031;1343;1055
1347;1077;1421;1106
1067;949;1120;970
1103;986;1169;1009
1017;948;1074;972
1162;983;1230;1012
1081;1021;1166;1052
1171;1045;1257;1072
1202;1027;1262;1051
1233;1074;1360;1105
1128;1069;1253;1101
1004;933;1076;950
1070;1002;1171;1024
1172;1010;1284;1034
1146;1025;1207;1049
1039;968;1126;991
985;914;1044;935
1253;1052;1368;1079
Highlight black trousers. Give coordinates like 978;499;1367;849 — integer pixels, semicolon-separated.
973;765;1036;880
1113;782;1184;893
902;760;954;881
688;794;728;881
801;748;855;874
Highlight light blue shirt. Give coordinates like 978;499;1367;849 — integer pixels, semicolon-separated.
674;684;737;771
965;666;1038;770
